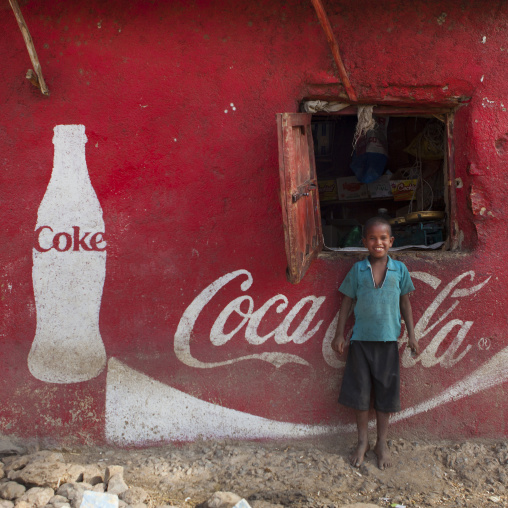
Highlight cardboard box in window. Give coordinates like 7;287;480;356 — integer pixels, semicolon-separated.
337;176;368;200
367;175;392;198
390;179;418;201
318;179;338;201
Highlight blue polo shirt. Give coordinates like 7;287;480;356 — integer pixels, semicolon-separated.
339;256;415;342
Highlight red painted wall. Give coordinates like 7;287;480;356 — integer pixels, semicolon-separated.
0;0;507;444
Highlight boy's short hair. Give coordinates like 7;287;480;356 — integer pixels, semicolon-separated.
363;216;392;238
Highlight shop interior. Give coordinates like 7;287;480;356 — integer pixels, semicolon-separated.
313;113;448;250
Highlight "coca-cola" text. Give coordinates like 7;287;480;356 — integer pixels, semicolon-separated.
174;269;491;370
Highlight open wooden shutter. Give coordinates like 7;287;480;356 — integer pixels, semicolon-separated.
277;113;323;284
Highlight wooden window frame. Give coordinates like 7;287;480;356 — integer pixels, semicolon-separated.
277;106;458;284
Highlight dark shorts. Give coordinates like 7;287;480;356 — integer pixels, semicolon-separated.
338;340;401;413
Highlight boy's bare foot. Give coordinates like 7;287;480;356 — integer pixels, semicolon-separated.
350;440;370;467
374;440;392;470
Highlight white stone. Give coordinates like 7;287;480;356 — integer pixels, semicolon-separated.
79;491;118;508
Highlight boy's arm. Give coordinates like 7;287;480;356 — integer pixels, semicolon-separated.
400;293;419;355
331;295;353;355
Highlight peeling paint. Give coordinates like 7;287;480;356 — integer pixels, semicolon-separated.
437;13;447;25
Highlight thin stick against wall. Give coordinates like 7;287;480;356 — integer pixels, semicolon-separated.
8;0;49;95
310;0;357;102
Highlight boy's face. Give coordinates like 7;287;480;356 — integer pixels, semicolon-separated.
362;223;394;259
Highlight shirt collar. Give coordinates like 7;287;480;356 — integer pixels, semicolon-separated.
360;255;396;271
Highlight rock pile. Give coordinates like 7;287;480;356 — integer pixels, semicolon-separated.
0;452;148;508
1;437;507;507
0;447;396;508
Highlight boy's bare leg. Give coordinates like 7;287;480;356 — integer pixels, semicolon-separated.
350;409;370;467
374;410;392;469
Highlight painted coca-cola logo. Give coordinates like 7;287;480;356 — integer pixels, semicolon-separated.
174;269;490;370
106;267;501;445
34;226;106;252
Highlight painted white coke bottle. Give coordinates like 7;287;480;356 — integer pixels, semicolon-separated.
28;124;107;383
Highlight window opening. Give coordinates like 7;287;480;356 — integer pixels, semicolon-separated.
312;111;449;251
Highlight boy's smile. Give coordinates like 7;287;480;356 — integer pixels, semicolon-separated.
362;223;394;259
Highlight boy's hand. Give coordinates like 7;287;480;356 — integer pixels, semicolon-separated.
332;295;353;355
400;294;418;356
331;335;348;355
407;335;419;356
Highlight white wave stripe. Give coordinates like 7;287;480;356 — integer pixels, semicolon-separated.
106;347;508;444
391;346;508;424
105;358;345;445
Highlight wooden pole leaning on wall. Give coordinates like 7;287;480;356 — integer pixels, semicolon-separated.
310;0;357;102
9;0;49;95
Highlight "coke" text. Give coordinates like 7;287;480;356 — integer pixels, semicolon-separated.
34;226;106;252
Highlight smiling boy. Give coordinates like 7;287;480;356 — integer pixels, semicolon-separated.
331;216;419;470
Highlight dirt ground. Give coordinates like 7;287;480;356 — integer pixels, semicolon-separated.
48;435;508;508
